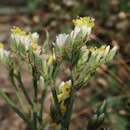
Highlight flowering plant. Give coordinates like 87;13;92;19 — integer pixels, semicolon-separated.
0;17;117;130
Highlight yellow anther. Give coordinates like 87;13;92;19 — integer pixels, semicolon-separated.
11;26;26;35
59;80;71;93
73;16;95;27
0;43;4;49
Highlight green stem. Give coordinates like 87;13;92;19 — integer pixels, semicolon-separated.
32;66;38;103
9;67;27;112
51;87;62;118
32;66;39;129
16;72;33;107
61;95;74;130
39;89;46;122
38;81;48;130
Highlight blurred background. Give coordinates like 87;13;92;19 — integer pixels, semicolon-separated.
0;0;130;130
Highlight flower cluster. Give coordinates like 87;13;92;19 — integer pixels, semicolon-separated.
10;27;41;54
55;33;69;48
72;45;117;86
72;16;95;36
53;17;96;62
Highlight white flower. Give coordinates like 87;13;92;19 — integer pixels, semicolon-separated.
81;25;92;36
56;33;69;47
30;32;39;43
0;43;10;62
71;25;92;39
11;33;32;50
95;45;110;62
10;27;40;51
72;16;95;38
70;26;80;38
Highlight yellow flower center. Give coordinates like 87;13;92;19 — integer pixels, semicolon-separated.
61;84;71;93
11;26;26;35
0;43;4;49
31;43;40;51
73;16;95;27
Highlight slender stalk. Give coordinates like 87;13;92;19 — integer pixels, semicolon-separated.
32;66;38;103
9;67;27;112
15;72;33;107
39;89;46;122
39;88;47;130
38;82;48;129
31;65;39;129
